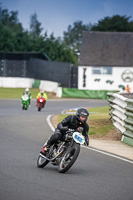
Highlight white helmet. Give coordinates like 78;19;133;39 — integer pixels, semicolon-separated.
40;90;44;94
25;88;29;93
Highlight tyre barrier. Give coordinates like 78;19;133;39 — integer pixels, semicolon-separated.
107;92;133;146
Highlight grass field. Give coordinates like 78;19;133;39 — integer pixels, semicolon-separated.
0;88;57;99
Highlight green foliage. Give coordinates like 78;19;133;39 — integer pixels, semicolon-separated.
30;12;43;37
0;7;23;32
0;24;16;51
63;21;92;57
91;15;133;32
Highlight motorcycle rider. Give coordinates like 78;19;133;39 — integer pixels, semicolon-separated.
36;90;48;107
23;88;31;105
41;108;89;155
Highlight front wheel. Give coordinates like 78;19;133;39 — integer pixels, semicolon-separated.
22;104;25;110
37;155;49;168
38;107;41;111
22;104;27;110
58;143;80;173
38;103;41;111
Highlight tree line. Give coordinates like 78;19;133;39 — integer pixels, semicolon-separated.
0;5;133;66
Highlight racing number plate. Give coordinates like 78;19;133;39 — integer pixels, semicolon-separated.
73;132;85;144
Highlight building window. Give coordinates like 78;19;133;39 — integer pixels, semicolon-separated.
92;67;112;75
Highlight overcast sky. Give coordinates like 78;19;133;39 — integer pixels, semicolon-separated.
1;0;133;38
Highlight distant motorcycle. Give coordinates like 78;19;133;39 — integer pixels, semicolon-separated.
37;129;86;173
36;97;46;111
21;94;29;110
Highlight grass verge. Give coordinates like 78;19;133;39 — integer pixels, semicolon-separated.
0;88;57;99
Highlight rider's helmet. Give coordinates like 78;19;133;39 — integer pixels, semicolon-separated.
40;90;44;96
76;108;89;123
25;88;29;94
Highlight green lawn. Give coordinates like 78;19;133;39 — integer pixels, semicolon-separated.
0;88;57;99
88;106;113;137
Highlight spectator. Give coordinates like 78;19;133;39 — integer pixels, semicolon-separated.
125;85;131;93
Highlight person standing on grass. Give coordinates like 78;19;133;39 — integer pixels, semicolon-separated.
125;85;131;93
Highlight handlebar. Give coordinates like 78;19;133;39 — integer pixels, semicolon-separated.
66;129;75;133
66;127;83;133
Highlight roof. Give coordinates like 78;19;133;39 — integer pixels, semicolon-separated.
79;31;133;66
0;52;51;61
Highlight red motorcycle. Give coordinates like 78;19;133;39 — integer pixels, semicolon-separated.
36;97;46;111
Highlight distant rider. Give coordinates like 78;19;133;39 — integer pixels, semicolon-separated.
40;108;89;155
23;88;31;105
36;90;48;107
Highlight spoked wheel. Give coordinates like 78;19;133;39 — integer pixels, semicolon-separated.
37;155;49;168
58;143;80;173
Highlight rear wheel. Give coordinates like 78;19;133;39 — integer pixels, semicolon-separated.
58;143;80;173
37;155;49;168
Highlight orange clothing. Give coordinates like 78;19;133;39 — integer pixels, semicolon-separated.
125;85;131;93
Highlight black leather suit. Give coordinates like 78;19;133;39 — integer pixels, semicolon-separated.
47;115;89;146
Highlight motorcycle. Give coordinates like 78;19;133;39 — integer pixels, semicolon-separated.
37;97;46;111
21;94;30;110
37;129;86;173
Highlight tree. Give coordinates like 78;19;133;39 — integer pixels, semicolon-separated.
0;24;16;51
63;21;92;50
39;33;78;65
14;31;32;51
30;12;43;37
91;15;133;32
0;6;23;32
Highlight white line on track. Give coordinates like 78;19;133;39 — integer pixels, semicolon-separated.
46;115;133;164
46;115;55;132
82;145;133;164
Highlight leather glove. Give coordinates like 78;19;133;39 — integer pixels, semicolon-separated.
77;127;83;132
85;137;89;146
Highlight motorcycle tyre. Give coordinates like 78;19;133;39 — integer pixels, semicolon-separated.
38;107;41;111
38;103;41;111
22;104;27;110
22;105;25;110
58;143;80;173
37;155;49;168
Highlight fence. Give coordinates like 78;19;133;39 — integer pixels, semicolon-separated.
0;52;78;88
107;92;133;146
62;88;113;99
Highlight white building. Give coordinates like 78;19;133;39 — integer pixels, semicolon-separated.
78;32;133;92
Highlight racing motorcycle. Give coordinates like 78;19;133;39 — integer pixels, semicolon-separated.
21;94;29;110
37;129;86;173
37;97;46;111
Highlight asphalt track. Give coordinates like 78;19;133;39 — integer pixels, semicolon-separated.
0;99;133;200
